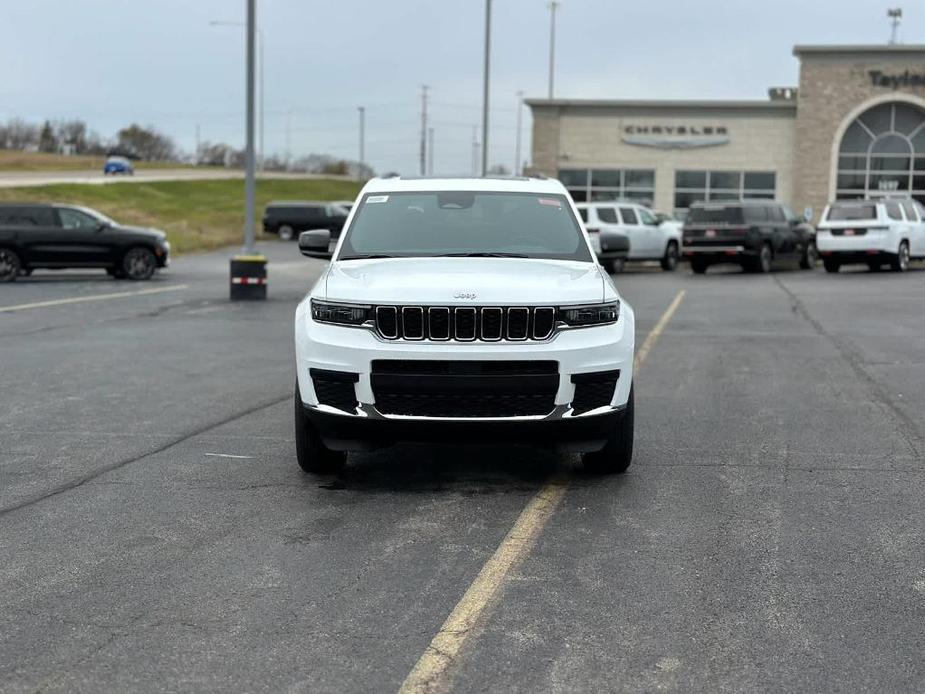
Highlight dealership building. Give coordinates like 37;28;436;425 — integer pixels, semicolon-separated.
527;45;925;220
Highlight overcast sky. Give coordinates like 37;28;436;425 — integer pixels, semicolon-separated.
1;0;919;174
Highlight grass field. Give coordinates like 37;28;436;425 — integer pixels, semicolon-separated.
0;149;206;172
0;178;363;254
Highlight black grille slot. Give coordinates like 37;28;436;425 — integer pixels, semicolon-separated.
428;307;450;340
480;308;503;340
376;306;398;339
372;360;557;375
533;307;555;339
310;368;359;413
507;308;529;340
570;370;620;415
455;307;477;340
402;307;424;339
372;360;559;418
374;305;559;341
831;228;868;237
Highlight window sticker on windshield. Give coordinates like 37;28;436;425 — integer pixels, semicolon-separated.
367;195;389;204
537;197;561;207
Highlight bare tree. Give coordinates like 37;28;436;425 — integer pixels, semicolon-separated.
4;118;39;149
116;123;177;161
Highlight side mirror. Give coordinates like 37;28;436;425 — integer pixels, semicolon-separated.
298;229;332;258
96;222;109;232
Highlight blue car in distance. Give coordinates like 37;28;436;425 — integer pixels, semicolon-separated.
103;156;134;175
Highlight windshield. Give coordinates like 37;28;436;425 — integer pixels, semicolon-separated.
826;203;877;221
687;205;745;224
337;191;592;261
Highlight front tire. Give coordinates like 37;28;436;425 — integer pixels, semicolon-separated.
689;257;708;274
278;225;295;241
660;241;679;271
891;241;910;272
799;241;818;269
0;248;22;282
294;383;346;474
582;386;634;474
122;247;157;280
602;257;625;274
823;259;840;273
748;243;772;273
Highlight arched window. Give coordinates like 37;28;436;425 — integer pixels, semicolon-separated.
836;102;925;202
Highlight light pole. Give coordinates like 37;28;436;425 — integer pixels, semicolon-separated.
358;106;366;179
888;8;902;44
481;0;492;176
210;20;264;171
547;1;559;99
514;90;524;176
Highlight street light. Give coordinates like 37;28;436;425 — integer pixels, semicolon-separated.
210;19;264;171
481;0;492;177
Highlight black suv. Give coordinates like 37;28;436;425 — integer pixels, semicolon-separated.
262;201;349;241
682;200;817;274
0;203;170;282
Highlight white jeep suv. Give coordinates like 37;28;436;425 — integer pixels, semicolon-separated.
576;201;682;272
294;177;636;474
817;198;925;273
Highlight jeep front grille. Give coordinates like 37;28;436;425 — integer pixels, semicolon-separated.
372;306;556;342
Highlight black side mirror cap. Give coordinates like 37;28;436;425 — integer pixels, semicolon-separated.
298;229;333;258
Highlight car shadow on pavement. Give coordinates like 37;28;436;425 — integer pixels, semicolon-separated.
317;443;574;495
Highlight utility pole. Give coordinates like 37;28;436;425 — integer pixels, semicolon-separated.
888;7;902;44
258;27;264;170
243;0;256;254
481;0;492;176
427;127;434;175
420;85;429;176
471;125;480;176
358;106;366;179
195;123;201;165
285;109;292;171
547;1;560;99
514;91;524;176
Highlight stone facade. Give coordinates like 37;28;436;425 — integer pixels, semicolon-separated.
792;46;925;220
528;45;925;220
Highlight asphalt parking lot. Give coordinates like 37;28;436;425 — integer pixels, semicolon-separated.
2;247;924;693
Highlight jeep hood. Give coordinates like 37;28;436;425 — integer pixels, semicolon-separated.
323;258;607;305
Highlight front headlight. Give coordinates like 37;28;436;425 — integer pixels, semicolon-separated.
558;301;620;327
310;299;371;326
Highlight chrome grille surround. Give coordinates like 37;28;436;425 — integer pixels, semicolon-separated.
372;305;561;342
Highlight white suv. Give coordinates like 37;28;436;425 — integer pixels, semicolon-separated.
293;177;636;475
576;201;682;272
817;198;925;273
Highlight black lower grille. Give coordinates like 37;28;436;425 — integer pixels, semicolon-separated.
374;392;555;418
371;360;558;418
311;369;359;413
571;370;619;415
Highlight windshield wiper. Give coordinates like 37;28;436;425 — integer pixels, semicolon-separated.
340;254;396;260
435;252;529;258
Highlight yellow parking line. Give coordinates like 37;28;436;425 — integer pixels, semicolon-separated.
0;284;189;313
398;289;687;694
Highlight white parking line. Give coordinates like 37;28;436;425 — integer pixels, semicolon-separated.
0;284;190;313
204;453;254;459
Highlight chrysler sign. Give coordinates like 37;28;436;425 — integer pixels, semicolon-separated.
622;124;730;149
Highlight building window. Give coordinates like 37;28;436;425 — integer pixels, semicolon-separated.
558;168;655;206
674;170;776;212
836;102;925;203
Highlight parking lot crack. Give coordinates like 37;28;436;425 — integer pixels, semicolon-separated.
0;393;290;519
772;275;922;457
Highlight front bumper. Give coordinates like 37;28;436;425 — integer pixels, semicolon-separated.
294;301;635;446
304;404;626;452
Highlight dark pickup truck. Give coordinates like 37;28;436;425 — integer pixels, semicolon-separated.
681;200;817;274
